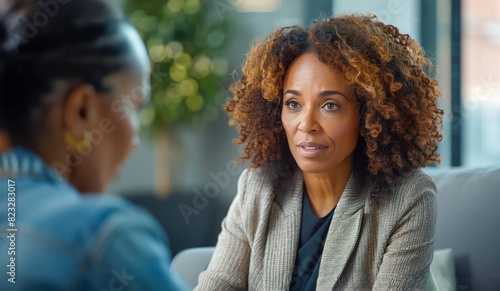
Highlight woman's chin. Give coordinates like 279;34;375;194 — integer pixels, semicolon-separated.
297;165;330;175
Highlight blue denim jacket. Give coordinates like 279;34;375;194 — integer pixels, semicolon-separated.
0;147;188;290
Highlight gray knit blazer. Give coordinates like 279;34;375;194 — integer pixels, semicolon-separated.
195;167;437;291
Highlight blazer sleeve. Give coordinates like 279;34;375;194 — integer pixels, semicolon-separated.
195;169;252;291
372;172;438;290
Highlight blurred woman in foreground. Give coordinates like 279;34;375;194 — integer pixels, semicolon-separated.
0;0;187;290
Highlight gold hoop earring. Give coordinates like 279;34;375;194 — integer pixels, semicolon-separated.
64;131;79;152
64;131;93;154
76;131;93;156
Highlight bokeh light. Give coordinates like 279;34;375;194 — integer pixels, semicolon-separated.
186;94;204;112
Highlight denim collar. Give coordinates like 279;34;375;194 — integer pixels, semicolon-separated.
0;147;64;184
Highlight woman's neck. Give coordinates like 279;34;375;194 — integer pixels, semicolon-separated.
302;164;353;218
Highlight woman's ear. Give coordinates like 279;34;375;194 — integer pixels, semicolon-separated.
62;84;99;136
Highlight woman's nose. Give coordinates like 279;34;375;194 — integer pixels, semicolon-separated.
298;108;319;133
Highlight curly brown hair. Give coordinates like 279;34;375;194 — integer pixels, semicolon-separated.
225;13;443;197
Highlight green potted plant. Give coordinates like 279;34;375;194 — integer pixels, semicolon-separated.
125;0;231;130
124;0;232;193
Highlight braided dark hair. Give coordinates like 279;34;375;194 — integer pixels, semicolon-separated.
0;0;141;145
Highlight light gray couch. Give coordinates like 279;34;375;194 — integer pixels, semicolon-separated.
424;165;500;290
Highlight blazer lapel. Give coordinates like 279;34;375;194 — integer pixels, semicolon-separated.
316;174;367;290
261;170;304;290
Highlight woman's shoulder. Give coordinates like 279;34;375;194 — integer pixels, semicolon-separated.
45;193;163;239
236;166;276;200
378;168;437;212
239;166;274;187
238;166;300;198
393;168;437;195
80;194;161;232
10;180;165;260
234;166;302;217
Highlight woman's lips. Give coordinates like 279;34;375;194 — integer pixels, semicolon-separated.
297;142;328;158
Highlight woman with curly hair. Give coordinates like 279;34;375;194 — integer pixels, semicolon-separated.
196;13;443;291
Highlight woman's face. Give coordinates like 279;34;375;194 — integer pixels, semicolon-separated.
71;27;150;193
86;69;149;192
281;52;360;176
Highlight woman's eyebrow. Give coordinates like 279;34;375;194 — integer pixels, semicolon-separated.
319;90;347;98
283;89;347;99
283;89;301;96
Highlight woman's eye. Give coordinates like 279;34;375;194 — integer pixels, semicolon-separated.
323;103;339;110
285;101;300;110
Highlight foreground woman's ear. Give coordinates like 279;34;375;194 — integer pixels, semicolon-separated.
62;84;101;141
